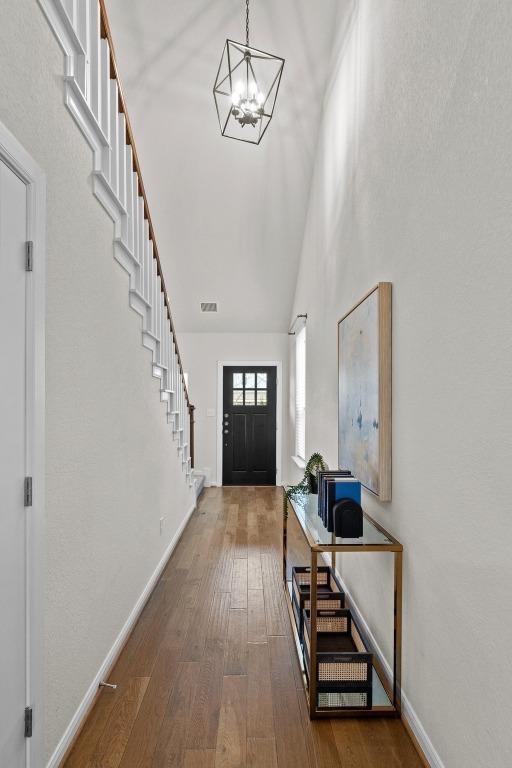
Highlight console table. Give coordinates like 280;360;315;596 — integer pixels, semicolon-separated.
283;491;403;718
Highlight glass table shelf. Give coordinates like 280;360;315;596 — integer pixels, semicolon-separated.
283;490;403;718
287;493;402;551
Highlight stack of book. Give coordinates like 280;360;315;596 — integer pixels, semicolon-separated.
316;470;361;533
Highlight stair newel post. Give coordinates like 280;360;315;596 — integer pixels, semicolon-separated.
189;405;195;469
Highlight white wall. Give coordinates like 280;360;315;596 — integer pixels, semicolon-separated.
289;2;512;766
180;333;289;486
0;1;195;761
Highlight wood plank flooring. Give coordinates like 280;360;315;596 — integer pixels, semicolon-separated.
63;487;422;768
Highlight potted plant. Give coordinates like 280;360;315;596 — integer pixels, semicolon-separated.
283;452;327;515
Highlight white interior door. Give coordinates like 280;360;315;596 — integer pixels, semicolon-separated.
0;157;29;767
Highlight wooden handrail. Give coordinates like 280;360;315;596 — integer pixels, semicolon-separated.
98;0;191;410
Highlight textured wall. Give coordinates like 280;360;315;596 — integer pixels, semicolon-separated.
289;1;512;766
0;0;195;761
180;332;289;486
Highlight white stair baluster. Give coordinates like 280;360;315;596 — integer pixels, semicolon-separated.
160;303;167;370
137;197;145;294
128;171;139;254
75;0;88;96
88;0;101;121
117;115;126;210
181;378;185;440
170;335;175;395
122;146;132;246
162;323;168;393
167;335;175;425
150;262;158;339
109;80;119;197
147;244;155;333
152;276;159;350
182;383;186;447
100;38;111;180
184;401;189;465
167;326;172;394
175;348;179;402
171;337;175;402
157;284;163;348
175;371;180;435
160;304;166;373
177;360;182;411
135;195;142;290
144;223;151;305
179;375;184;433
177;374;182;437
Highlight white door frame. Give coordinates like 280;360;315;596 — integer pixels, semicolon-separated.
216;360;282;487
0;120;46;768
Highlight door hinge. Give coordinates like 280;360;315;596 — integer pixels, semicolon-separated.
24;476;33;507
24;707;33;738
25;241;33;271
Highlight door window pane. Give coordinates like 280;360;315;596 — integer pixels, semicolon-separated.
233;373;243;388
245;373;255;388
257;373;267;389
257;390;267;406
233;390;244;405
245;389;256;406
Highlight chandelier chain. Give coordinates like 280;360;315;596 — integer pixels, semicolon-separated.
246;0;249;46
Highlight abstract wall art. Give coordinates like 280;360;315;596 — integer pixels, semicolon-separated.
338;283;392;500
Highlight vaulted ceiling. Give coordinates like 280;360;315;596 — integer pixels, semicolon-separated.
106;0;341;332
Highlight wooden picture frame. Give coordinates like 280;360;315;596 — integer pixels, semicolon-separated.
337;283;392;501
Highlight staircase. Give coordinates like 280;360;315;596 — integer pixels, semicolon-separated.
39;0;194;483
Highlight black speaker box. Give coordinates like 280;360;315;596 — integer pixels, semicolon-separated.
333;498;363;538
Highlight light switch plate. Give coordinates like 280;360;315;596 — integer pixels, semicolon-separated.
206;408;216;418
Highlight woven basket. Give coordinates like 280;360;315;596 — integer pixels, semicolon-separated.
291;566;345;642
303;608;373;710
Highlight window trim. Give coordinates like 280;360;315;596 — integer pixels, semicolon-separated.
295;323;306;461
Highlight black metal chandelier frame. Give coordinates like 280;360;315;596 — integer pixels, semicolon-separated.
213;0;285;145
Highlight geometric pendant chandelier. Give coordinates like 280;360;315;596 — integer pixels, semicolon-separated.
213;0;285;145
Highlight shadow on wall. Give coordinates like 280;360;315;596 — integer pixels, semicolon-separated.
320;0;368;253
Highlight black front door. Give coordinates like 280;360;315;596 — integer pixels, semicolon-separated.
222;366;277;486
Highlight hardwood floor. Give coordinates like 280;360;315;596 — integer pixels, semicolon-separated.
64;487;422;768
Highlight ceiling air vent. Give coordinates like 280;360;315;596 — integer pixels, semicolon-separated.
200;302;218;313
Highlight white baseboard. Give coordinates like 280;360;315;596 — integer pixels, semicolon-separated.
329;561;445;768
46;500;196;768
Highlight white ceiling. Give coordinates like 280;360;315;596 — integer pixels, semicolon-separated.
106;0;341;332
